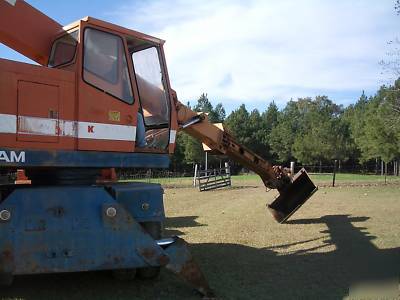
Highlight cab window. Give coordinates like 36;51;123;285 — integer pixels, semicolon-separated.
48;30;78;67
132;46;169;126
126;36;171;150
83;28;133;104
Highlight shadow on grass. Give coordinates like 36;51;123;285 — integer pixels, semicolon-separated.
164;215;207;236
1;215;398;300
192;215;399;299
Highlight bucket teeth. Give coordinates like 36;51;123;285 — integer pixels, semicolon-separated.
267;205;287;223
267;168;317;223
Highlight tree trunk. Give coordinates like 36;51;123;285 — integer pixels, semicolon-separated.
381;160;384;176
319;160;322;173
396;160;399;176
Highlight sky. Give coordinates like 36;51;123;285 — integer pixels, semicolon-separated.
1;0;399;113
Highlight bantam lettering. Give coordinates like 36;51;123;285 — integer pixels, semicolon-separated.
0;151;25;163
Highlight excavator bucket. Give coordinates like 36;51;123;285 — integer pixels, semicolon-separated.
267;168;317;223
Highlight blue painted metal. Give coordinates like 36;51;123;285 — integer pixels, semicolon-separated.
110;183;165;222
0;148;170;168
0;182;168;275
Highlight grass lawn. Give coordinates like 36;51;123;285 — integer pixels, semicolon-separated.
1;181;399;299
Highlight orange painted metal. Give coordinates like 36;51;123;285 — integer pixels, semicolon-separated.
98;168;118;183
0;15;176;154
0;58;76;151
80;17;164;46
76;21;140;153
17;81;60;143
0;0;63;65
15;169;31;184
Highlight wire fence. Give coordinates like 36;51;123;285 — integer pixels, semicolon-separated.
296;160;400;176
117;161;400;189
117;169;194;187
2;161;398;188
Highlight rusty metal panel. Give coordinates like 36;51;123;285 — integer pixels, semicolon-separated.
17;81;59;143
110;183;165;222
164;237;215;298
0;183;166;275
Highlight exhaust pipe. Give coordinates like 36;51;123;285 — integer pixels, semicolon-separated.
267;168;317;223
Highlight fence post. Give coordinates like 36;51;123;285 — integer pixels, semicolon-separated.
225;162;230;175
193;164;198;187
385;162;387;184
290;161;295;178
332;160;337;187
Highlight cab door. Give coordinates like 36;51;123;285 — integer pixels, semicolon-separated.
129;42;172;152
77;25;139;152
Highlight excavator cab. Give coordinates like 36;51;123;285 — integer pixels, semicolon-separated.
43;16;179;155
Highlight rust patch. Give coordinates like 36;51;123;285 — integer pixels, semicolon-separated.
125;215;134;224
0;245;14;273
157;254;169;266
25;261;40;273
179;259;215;298
140;247;157;260
2;250;13;260
113;256;124;265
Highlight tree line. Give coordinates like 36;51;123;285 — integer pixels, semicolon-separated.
171;79;400;174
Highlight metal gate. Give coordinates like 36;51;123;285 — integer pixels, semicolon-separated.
195;166;231;192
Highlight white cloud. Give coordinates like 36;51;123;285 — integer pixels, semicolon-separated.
109;0;399;108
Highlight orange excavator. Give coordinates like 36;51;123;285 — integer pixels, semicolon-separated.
0;0;317;297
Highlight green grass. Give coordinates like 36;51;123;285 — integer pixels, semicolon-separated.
2;183;399;299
